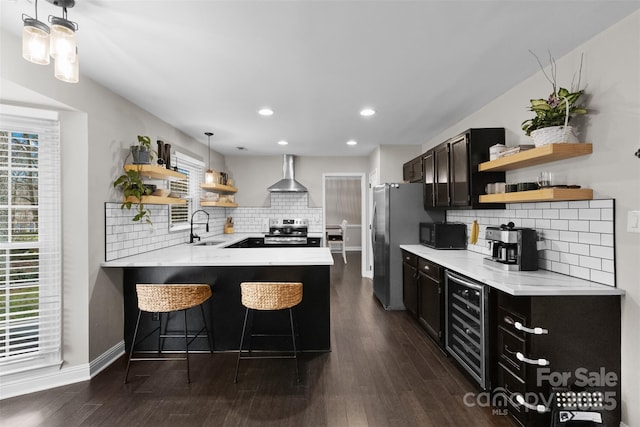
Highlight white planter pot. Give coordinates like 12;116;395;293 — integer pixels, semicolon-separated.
530;126;578;147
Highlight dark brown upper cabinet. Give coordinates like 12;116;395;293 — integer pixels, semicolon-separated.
424;128;506;210
402;154;424;183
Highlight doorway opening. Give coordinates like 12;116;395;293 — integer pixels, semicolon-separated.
322;173;366;277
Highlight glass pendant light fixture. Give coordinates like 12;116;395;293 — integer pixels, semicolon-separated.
54;46;79;83
22;0;50;65
21;0;79;83
49;10;78;63
204;132;216;184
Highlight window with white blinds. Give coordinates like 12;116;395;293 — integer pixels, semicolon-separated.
0;108;62;374
169;152;203;230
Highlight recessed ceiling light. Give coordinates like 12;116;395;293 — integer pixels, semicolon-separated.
277;140;288;146
360;108;375;117
258;108;274;116
346;140;358;146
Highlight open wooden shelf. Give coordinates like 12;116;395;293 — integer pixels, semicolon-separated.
200;183;238;193
199;201;238;208
124;195;187;205
478;143;592;172
479;188;593;203
124;164;187;180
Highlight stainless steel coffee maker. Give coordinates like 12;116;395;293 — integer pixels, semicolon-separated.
484;222;538;271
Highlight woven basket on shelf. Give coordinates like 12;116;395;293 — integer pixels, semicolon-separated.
530;125;578;146
240;282;303;310
136;284;212;312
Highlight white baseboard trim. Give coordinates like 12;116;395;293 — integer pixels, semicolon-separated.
0;340;125;400
90;340;125;377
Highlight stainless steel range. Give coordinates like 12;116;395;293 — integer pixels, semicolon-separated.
264;218;309;246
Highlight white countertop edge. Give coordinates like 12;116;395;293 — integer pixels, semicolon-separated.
102;234;334;268
400;244;624;297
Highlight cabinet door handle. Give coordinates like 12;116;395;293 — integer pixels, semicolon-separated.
503;344;516;356
423;265;430;271
503;315;515;325
514;321;548;335
516;352;549;366
515;394;549;413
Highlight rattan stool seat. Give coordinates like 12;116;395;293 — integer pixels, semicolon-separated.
136;284;212;312
235;281;303;383
125;283;213;384
240;282;303;310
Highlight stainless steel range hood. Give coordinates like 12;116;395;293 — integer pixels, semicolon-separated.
267;154;308;192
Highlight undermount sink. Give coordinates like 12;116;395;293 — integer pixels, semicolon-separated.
193;240;226;246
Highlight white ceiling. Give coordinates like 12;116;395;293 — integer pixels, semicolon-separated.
1;0;639;156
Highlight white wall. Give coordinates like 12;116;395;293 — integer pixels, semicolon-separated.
0;28;224;379
421;12;640;426
225;155;370;207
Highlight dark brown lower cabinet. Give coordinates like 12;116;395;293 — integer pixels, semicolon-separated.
402;250;444;347
417;257;443;346
402;251;418;317
492;291;621;427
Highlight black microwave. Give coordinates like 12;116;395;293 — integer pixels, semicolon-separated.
420;222;467;249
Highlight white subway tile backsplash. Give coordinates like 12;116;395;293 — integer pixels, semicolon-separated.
456;199;615;287
569;242;590;256
578;232;600;245
570;265;591;280
590;245;614;260
559;209;579;220
579;208;601;220
579;255;602;270
590;220;613;234
590;270;615;286
601;234;614;247
569;220;590;232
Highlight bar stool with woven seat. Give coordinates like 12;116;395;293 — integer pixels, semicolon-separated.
234;282;303;383
125;284;213;384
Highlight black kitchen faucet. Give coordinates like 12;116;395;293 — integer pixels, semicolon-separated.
190;210;210;243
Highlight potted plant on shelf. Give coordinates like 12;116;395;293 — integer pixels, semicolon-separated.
521;50;588;146
131;135;154;164
113;135;155;224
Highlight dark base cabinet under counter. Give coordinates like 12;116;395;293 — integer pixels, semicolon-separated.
122;264;331;353
491;291;621;427
401;250;444;348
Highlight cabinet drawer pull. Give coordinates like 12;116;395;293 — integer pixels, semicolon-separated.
423;265;430;271
503;344;516;356
514;321;548;335
515;394;548;413
516;352;549;366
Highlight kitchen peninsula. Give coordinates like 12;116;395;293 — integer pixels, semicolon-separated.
102;237;334;352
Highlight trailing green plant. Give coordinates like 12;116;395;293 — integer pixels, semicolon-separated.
521;50;588;136
113;135;154;224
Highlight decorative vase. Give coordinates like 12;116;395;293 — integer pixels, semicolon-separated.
131;146;150;164
530;125;578;147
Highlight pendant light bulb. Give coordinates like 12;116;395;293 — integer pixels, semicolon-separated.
204;132;216;184
54;46;79;83
50;15;77;62
22;1;50;65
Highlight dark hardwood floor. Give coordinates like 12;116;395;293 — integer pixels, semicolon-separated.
1;252;514;426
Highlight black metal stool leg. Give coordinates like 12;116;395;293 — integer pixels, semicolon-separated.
125;309;143;384
234;307;250;383
289;308;300;382
200;304;214;354
183;309;190;383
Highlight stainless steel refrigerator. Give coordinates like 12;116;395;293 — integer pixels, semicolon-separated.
372;183;444;310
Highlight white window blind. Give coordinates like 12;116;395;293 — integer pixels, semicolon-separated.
169;152;203;229
0;109;62;374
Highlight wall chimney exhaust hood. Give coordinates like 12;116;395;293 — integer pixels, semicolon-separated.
267;154;308;192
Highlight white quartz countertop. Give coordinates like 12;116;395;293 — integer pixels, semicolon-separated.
400;244;624;297
102;233;334;267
